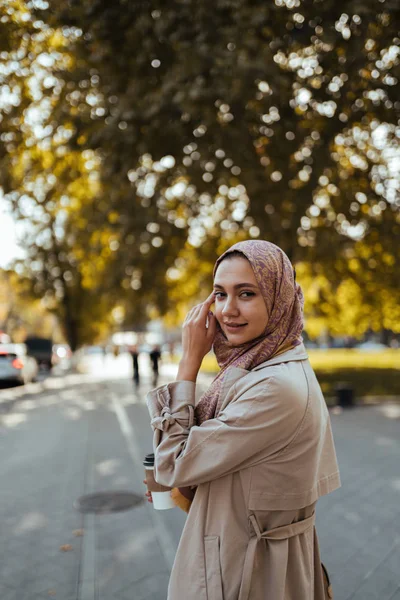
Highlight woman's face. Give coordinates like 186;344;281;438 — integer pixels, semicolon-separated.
213;256;269;346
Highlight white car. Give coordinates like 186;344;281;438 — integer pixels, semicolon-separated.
355;341;389;351
0;343;39;385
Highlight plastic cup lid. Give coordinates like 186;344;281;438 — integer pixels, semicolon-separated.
143;452;154;466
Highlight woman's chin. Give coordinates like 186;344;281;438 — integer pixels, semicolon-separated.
219;324;263;346
226;333;250;346
225;330;265;347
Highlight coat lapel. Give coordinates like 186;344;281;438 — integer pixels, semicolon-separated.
251;343;308;371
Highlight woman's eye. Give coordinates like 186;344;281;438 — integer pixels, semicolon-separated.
240;291;255;298
214;291;225;298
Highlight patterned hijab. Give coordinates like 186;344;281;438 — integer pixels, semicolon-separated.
195;240;304;424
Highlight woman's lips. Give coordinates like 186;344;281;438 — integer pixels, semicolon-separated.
224;323;248;332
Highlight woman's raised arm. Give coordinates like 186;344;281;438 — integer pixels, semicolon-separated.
146;373;308;488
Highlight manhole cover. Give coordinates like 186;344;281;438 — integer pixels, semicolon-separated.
74;491;143;514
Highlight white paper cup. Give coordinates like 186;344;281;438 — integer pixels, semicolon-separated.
152;490;176;510
144;464;175;511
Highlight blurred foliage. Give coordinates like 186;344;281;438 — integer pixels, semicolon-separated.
0;0;399;346
200;347;400;371
296;257;400;336
0;268;62;341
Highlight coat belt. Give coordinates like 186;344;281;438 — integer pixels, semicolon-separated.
238;512;316;600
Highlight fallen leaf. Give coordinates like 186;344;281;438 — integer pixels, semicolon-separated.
59;544;73;552
73;529;84;537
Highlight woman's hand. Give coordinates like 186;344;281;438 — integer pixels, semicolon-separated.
177;292;217;382
143;479;153;503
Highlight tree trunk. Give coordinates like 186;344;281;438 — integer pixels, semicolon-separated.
62;288;79;351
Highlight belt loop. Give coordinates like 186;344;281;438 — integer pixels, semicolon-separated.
249;514;262;540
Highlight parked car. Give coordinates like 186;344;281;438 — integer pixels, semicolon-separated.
24;336;53;370
0;344;39;385
355;341;389;351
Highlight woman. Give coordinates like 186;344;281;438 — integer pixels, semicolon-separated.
146;240;340;600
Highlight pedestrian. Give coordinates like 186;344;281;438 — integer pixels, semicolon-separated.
168;341;175;361
149;344;161;386
146;240;340;600
128;345;140;385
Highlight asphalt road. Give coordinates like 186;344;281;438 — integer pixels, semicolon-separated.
0;353;399;600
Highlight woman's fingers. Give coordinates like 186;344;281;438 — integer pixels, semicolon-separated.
203;291;216;308
184;306;207;326
196;293;215;325
143;479;153;503
185;293;215;323
184;303;202;323
180;292;217;369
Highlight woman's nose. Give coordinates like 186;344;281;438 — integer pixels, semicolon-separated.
221;297;239;316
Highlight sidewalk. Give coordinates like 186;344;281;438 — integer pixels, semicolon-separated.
0;361;399;599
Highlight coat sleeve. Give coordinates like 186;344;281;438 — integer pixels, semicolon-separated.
146;376;307;488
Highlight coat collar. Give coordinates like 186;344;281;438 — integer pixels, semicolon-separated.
217;343;308;413
221;343;308;384
251;342;308;371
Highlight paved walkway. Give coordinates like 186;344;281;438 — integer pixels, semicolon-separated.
0;358;399;599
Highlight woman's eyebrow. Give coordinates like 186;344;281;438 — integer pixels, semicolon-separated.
213;283;259;290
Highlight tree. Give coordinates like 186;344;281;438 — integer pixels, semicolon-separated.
41;0;399;252
1;0;399;342
0;0;192;345
0;269;62;342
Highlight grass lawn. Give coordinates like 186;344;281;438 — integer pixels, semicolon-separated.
198;349;399;401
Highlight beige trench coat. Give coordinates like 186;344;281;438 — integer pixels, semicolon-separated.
147;344;340;600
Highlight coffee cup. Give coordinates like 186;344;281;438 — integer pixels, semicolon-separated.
143;453;175;510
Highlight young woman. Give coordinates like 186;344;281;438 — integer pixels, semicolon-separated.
146;240;340;600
